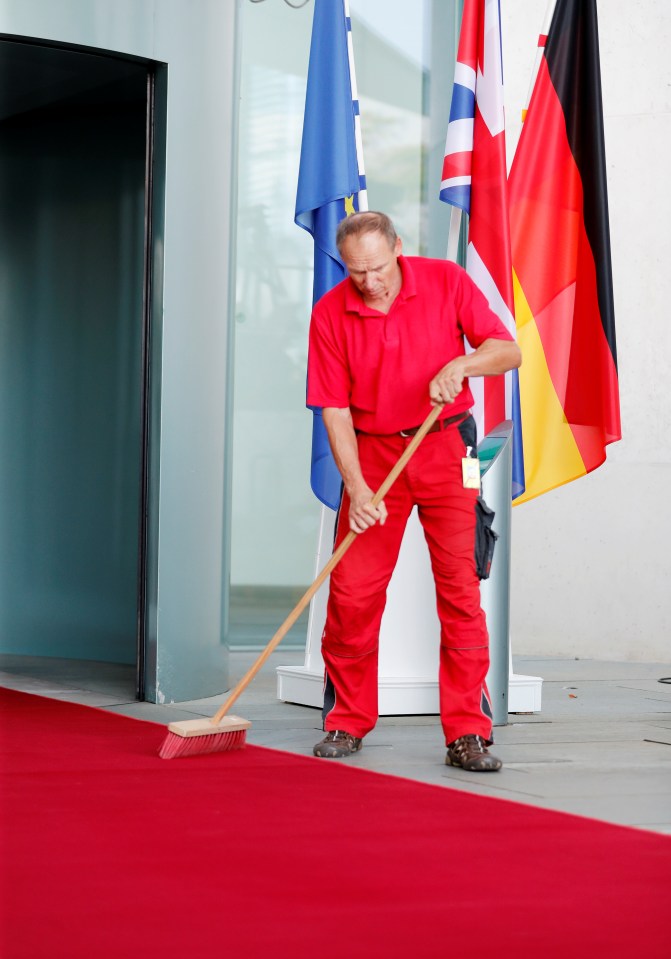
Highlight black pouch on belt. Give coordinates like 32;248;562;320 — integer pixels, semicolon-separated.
474;495;498;580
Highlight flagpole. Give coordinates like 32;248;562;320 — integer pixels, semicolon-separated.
436;0;543;716
303;0;368;675
311;0;368;563
446;208;462;262
282;0;377;709
344;0;368;213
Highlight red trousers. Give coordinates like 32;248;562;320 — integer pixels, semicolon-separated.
322;420;494;745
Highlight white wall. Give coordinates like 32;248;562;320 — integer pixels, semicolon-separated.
502;1;671;662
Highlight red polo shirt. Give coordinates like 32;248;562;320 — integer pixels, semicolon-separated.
307;255;513;435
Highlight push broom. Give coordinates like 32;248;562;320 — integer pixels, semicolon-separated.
158;402;447;759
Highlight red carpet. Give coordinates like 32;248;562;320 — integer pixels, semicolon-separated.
1;688;669;959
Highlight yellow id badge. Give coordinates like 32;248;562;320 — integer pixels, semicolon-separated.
462;456;481;490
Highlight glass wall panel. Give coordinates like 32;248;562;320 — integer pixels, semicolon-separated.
228;0;459;646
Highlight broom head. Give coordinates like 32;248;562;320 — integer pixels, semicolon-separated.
159;715;251;759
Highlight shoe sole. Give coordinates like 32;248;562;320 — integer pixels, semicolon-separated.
313;742;363;759
446;756;502;772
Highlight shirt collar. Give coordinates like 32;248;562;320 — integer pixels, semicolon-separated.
344;255;417;316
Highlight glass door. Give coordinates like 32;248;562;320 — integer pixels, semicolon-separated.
0;40;153;695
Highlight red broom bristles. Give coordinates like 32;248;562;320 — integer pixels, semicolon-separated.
158;728;247;760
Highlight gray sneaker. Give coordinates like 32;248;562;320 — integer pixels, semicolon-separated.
313;730;363;759
446;734;502;772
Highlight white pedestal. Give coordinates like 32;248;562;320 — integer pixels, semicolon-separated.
508;663;544;713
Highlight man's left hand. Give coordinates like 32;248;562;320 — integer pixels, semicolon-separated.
429;338;522;406
429;359;466;406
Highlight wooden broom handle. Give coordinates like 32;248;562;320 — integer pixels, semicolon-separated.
211;403;446;724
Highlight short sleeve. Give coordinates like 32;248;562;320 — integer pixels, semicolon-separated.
307;306;352;410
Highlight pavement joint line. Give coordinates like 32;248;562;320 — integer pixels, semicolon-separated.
500;760;574;766
499;738;652;745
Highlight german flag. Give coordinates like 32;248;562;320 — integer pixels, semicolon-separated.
509;0;621;504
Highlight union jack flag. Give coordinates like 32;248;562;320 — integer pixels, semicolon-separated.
440;0;525;497
440;10;478;213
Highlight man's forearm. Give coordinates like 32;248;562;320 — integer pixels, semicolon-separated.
430;337;521;406
322;407;367;496
322;407;388;532
459;337;522;378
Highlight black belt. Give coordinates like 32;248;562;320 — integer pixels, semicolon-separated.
399;410;470;437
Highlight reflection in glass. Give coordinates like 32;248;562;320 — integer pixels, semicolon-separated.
227;0;456;647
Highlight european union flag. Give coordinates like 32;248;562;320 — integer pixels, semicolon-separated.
295;0;365;511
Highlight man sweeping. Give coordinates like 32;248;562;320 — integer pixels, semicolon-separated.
308;211;521;771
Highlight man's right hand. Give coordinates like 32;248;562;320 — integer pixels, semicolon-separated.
322;407;388;533
348;484;387;534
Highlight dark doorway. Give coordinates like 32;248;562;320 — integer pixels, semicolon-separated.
0;40;154;698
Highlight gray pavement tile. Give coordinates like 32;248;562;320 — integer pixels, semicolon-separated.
0;674;62;694
106;702;201;724
0;658;136;697
31;689;137;708
0;676;135;709
247;729;320;752
466;765;671;802
497;739;671;767
513;658;671;682
235;704;321;723
614;680;671;692
645;734;671;746
375;714;442;727
530;794;671;830
498;720;666;744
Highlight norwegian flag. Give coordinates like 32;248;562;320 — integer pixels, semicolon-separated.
440;0;524;497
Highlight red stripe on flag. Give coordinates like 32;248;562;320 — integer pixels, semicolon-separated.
442;151;472;181
456;0;479;69
482;378;507;434
469;126;514;315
